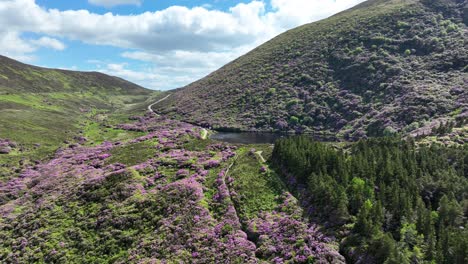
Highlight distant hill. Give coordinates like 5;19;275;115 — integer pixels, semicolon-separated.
0;55;157;179
0;55;149;95
157;0;467;140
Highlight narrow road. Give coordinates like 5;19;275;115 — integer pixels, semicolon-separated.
147;94;171;114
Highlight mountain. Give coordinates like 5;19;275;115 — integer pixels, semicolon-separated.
157;0;467;140
1;2;467;262
0;56;346;264
0;55;158;181
0;55;150;95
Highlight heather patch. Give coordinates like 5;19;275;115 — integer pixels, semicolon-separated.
0;55;158;184
0;138;17;155
248;193;345;264
0;114;343;262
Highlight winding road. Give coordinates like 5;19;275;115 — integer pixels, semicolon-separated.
147;94;171;114
148;94;208;140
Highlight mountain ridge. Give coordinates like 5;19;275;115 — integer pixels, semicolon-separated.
0;55;149;95
0;55;158;181
157;0;467;140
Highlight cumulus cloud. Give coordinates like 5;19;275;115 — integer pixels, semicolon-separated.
0;30;36;62
0;0;268;52
0;0;366;89
31;36;66;50
119;47;255;89
266;0;366;30
121;47;250;69
0;30;64;62
88;0;142;8
97;62;201;90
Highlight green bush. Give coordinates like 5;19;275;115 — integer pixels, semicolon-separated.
289;116;300;125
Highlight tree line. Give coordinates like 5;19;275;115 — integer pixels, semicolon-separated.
272;136;467;263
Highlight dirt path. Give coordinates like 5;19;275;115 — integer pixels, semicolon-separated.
148;95;209;141
255;151;266;163
225;153;238;177
147;94;171;114
200;128;208;140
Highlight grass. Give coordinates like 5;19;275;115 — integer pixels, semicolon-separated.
0;55;161;181
183;137;213;151
229;145;285;220
107;141;158;166
82;118;145;146
0;94;61;111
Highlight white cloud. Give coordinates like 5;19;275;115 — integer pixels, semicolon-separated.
56;65;78;71
118;47;254;90
0;0;367;89
201;4;212;9
121;48;248;69
86;59;104;64
0;0;268;52
0;30;65;62
0;30;36;62
88;0;142;8
31;36;65;50
266;0;366;30
97;63;199;90
106;63;156;81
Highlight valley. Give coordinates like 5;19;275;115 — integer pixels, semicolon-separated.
0;0;467;263
0;55;160;182
0;112;345;263
1;92;465;263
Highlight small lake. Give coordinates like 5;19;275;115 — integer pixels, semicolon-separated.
210;132;284;144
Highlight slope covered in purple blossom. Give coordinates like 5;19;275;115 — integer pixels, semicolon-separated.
156;0;467;140
1;0;467;262
0;113;344;263
0;55;159;185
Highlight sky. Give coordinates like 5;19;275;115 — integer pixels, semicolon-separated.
0;0;366;90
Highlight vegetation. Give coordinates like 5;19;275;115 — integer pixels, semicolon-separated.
0;1;467;263
0;115;344;263
0;55;158;182
158;0;467;141
272;136;467;263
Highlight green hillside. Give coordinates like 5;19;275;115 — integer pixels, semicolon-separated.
0;1;467;263
0;55;149;94
0;55;159;181
157;0;467;140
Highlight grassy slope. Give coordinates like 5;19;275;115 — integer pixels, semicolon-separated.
0;55;159;181
0;128;344;262
158;0;467;140
228;145;285;220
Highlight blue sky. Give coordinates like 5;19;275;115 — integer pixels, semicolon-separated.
36;0;257;13
0;0;366;90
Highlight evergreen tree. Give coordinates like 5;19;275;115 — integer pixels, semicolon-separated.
272;137;467;262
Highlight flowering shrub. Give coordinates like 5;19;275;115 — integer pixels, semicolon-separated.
0;113;343;263
155;0;466;142
248;193;345;264
0;138;16;154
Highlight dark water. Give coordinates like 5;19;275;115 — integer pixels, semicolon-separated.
210;132;284;144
